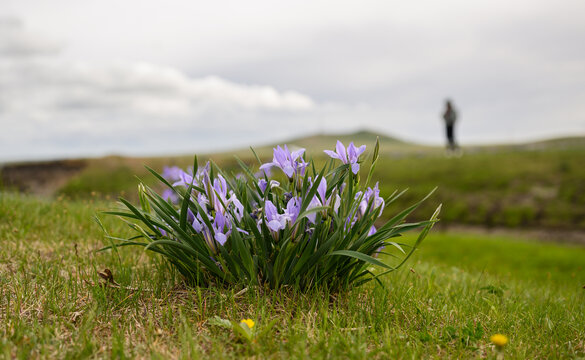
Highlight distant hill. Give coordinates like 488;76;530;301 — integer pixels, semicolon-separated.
284;130;406;148
222;129;425;160
521;136;585;150
459;135;585;154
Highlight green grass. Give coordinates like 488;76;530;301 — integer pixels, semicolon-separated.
1;192;584;359
375;148;585;230
417;230;585;287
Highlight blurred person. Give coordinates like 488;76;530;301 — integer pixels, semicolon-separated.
442;99;459;154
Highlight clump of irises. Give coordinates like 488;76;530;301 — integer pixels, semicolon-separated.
103;139;440;291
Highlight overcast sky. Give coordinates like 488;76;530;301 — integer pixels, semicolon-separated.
1;0;584;161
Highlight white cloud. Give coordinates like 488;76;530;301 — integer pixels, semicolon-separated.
0;21;314;122
0;18;322;161
0;17;60;57
1;60;314;114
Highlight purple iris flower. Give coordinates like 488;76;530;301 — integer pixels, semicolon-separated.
172;170;194;188
306;197;322;224
196;193;209;208
258;179;268;193
255;167;272;178
368;225;385;257
260;145;308;178
229;193;244;221
343;183;385;232
200;171;218;211
260;198;301;238
258;179;280;193
306;178;341;223
356;182;385;218
200;171;230;214
187;208;196;224
208;174;245;222
162;166;185;182
324;140;366;175
193;169;245;233
285;196;302;224
162;166;189;203
156;226;168;237
196;211;232;253
212;211;230;246
316;177;328;204
264;200;287;232
162;188;179;204
192;215;203;233
211;175;229;213
171;162;210;188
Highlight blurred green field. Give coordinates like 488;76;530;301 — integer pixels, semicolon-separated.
6;131;581;232
376;148;585;230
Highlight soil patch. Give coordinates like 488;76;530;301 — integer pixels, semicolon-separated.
1;159;87;196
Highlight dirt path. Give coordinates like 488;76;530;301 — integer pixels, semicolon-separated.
1;160;87;196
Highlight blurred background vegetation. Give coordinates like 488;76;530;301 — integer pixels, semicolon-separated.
2;130;585;233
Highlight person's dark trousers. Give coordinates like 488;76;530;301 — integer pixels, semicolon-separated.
446;124;455;149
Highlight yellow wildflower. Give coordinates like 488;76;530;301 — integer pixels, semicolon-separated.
240;318;255;329
490;334;508;347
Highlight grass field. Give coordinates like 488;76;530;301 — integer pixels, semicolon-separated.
1;193;584;359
